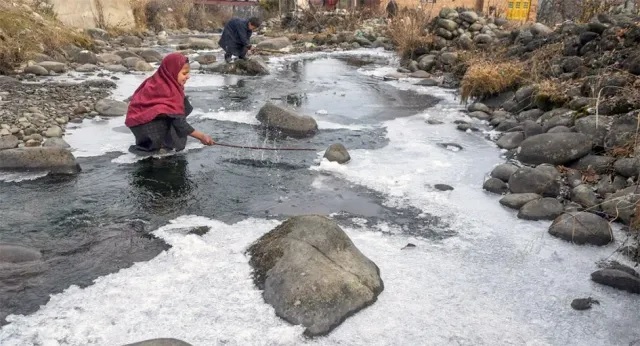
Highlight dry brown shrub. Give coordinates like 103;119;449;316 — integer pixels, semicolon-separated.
608;141;636;158
0;3;92;74
534;79;571;106
460;58;526;102
529;42;563;82
129;0;150;29
388;8;433;59
130;0;222;31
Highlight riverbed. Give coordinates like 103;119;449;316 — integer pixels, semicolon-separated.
0;48;638;346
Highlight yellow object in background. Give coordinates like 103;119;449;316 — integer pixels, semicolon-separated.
506;0;531;21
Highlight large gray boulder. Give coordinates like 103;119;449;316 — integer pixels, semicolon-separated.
256;102;318;138
238;56;269;75
571;185;599;208
614;158;640;178
123;57;153;71
38;61;68;73
201;56;269;76
517;198;563;220
138;49;163;63
548;212;613;245
97;53;123;65
0;135;19;150
95;98;128;117
247;215;383;337
0;148;80;174
490;163;518;182
574;115;611;148
508;166;560;196
496;132;524;150
24;65;49;76
256;37;291;50
178;37;218;50
517;133;592;165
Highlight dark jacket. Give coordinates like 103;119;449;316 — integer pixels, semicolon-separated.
218;18;252;52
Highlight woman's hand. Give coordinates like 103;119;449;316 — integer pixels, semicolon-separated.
191;130;215;146
199;134;214;146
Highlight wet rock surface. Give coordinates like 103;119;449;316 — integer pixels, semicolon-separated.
247;215;383;337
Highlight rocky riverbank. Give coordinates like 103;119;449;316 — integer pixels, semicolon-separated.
389;6;640;292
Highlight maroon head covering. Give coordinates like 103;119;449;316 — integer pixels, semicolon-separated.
125;53;188;127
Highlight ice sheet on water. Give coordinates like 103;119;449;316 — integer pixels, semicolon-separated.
63;115;204;162
196;109;258;125
64;117;133;158
0;170;49;183
1;214;638;346
268;48;396;69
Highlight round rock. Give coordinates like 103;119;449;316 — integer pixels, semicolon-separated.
496;132;525;150
95;98;128;117
256;102;318;138
0;135;19;150
518;198;563;221
43;138;71;149
549;212;613;245
499;193;542;210
490;163;518;182
44;126;63;138
517;133;592;165
570;185;599;208
324;143;350;164
483;177;508;194
24;65;49;76
508;166;560;196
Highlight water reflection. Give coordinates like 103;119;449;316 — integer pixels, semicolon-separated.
129;156;194;214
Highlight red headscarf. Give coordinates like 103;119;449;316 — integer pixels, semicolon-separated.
125;53;188;127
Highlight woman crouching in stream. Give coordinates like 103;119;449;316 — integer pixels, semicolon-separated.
125;52;215;154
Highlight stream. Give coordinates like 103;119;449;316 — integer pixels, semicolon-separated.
0;48;638;346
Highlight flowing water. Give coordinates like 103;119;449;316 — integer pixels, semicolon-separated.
0;48;638;346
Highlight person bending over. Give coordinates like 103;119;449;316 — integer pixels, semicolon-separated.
218;17;262;63
125;52;214;153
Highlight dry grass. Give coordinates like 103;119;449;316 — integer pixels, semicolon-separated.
534;79;571;106
388;8;433;59
609;141;635;158
130;0;149;29
0;2;92;74
281;7;382;34
129;0;222;31
460;58;526;102
529;42;564;82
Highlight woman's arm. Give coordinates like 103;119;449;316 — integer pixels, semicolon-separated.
169;114;215;146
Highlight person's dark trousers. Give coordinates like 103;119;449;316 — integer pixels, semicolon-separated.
224;46;249;63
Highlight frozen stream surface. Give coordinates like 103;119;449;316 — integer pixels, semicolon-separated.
0;49;638;346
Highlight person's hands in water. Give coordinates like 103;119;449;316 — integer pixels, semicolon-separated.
200;134;215;145
191;130;215;146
